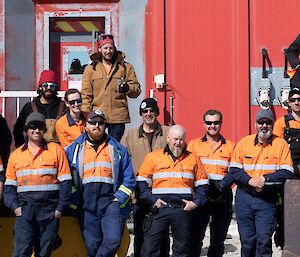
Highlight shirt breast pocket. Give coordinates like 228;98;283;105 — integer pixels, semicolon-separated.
41;158;57;169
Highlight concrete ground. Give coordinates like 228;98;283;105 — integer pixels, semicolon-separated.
126;218;282;257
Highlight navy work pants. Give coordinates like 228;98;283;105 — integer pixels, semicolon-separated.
141;206;192;257
83;201;124;257
235;189;277;257
13;215;59;257
191;190;232;257
133;203;170;257
107;123;125;142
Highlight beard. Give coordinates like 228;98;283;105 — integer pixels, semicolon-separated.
257;129;272;140
41;89;56;99
171;147;183;157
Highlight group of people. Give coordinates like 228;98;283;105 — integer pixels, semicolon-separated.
0;32;300;257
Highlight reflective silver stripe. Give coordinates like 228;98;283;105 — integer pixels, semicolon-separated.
265;182;283;186
243;164;278;171
82;176;113;184
279;165;294;173
17;184;59;192
83;161;112;171
4;179;18;186
16;168;57;178
153;172;194;180
201;158;229;167
58;174;72;182
195;179;209;186
152;187;193;194
208;174;224;180
0;164;3;172
136;176;152;184
230;162;243;169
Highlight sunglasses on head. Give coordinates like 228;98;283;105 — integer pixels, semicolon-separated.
204;121;222;125
142;108;155;114
42;82;58;89
28;123;46;131
99;34;114;40
257;120;273;125
289;97;300;103
88;119;105;126
68;98;82;105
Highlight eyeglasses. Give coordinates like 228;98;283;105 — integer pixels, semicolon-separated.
289;97;300;103
28;123;46;131
204;121;222;125
257;120;273;126
142;108;155;114
87;119;105;126
42;82;58;89
68;98;82;105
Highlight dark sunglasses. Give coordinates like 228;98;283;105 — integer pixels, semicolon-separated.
99;34;114;40
204;121;222;125
68;98;82;105
42;82;58;89
257;120;273;126
87;119;105;126
289;97;300;103
28;123;46;131
142;108;155;114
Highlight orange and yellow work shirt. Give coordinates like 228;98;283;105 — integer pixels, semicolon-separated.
137;148;208;205
273;114;300;138
56;112;85;147
229;134;293;186
82;141;113;185
5;142;72;192
187;135;235;180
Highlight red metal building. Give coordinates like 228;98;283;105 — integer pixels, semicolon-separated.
0;0;299;142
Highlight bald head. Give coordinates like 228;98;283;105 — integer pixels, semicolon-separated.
167;125;186;157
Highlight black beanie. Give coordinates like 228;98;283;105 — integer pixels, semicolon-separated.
139;98;159;115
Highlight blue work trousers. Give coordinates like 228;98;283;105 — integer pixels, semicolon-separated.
83;201;124;257
141;206;192;257
133;203;170;257
235;189;277;257
107;123;125;142
13;215;59;257
191;190;232;257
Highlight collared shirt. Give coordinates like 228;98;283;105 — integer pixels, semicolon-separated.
137;147;208;205
187;135;235;180
229;134;293;187
4;142;72;220
273;114;300;138
55;112;85;147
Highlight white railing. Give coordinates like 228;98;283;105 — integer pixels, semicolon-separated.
0;91;65;117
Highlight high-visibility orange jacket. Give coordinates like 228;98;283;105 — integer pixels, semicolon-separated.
4;141;72;220
273;114;300;138
187;135;235;181
55;112;85;147
229;134;294;193
137;147;208;206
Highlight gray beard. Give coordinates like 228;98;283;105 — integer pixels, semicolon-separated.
258;130;272;140
171;148;183;157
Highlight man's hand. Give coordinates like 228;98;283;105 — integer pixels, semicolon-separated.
14;207;22;217
182;199;198;211
248;176;265;191
153;198;167;208
54;210;62;219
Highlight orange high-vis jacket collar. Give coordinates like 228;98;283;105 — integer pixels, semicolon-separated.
137;149;208;194
4;142;72;192
187;137;235;180
230;134;293;178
